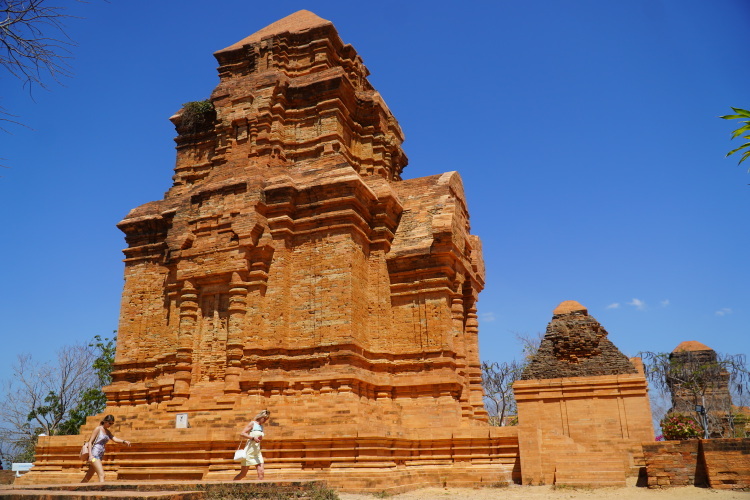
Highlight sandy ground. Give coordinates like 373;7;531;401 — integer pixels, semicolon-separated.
339;485;750;500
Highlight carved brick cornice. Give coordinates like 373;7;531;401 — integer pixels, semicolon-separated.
263;159;403;249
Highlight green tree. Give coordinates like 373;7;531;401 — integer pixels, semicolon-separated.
58;334;116;435
720;107;750;166
0;334;116;463
481;332;543;426
482;360;523;426
641;350;749;438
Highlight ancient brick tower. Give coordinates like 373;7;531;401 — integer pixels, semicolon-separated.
19;11;520;489
514;301;653;486
668;341;733;437
21;16;663;488
109;8;486;428
668;341;732;414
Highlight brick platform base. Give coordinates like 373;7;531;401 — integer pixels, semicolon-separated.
17;427;518;492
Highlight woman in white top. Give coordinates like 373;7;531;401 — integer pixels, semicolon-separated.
233;409;270;480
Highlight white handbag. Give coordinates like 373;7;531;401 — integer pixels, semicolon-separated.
233;441;246;461
80;441;91;461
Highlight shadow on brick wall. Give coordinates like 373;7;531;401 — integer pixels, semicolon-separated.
643;438;748;490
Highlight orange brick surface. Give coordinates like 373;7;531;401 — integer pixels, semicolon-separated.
702;439;750;490
642;440;705;488
643;438;750;490
104;9;486;430
513;303;654;487
515;372;653;486
22;11;506;489
23;12;683;492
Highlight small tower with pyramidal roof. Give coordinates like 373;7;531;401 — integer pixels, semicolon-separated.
513;300;654;487
521;300;638;379
668;340;732;430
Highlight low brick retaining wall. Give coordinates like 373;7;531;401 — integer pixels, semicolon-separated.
642;440;706;487
702;438;750;489
643;438;749;490
0;470;15;485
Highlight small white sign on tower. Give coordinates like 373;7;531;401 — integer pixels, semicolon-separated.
176;413;189;428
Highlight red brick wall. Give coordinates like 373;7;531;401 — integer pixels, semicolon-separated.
643;438;750;490
0;470;15;485
642;440;706;488
514;373;654;486
702;438;750;489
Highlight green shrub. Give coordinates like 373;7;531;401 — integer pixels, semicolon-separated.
201;482;339;500
309;484;339;500
180;99;215;134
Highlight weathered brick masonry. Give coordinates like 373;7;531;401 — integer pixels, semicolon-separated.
642;440;707;488
522;300;638;380
20;11;513;490
702;438;750;489
21;13;666;491
514;301;654;487
643;438;750;490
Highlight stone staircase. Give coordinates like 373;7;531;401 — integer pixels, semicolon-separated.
531;433;630;487
553;449;627;487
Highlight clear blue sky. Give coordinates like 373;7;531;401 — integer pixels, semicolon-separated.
1;0;748;384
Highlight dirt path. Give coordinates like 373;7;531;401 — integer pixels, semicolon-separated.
339;485;749;500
